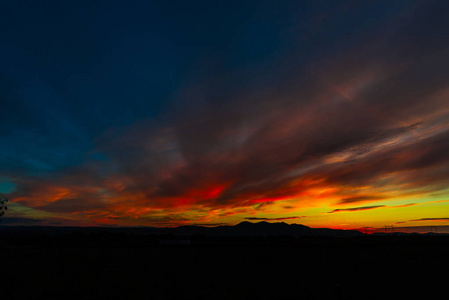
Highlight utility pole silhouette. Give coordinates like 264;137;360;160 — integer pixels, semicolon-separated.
384;225;395;233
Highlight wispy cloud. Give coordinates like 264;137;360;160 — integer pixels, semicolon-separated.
327;203;424;214
327;206;386;214
337;195;388;205
3;1;449;227
410;218;449;222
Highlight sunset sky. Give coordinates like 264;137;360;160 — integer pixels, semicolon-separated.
1;0;449;232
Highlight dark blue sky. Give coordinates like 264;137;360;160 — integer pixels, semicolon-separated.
0;0;411;174
2;0;449;228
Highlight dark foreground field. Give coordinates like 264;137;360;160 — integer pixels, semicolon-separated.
1;229;448;300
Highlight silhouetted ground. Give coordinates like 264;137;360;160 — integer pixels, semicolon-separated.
1;227;448;300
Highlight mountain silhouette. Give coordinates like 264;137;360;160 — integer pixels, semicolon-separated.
167;221;363;237
0;221;364;238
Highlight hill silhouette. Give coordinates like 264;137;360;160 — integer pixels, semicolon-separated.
164;221;363;237
0;221;364;237
2;222;448;300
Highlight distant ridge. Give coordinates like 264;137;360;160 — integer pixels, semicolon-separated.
0;221;365;237
166;221;364;237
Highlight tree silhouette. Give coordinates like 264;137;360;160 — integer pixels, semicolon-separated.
0;197;8;221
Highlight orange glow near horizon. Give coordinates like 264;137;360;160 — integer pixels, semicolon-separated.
8;171;449;233
3;6;449;232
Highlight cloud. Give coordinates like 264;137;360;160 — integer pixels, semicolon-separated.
328;203;422;215
327;206;385;214
5;1;449;226
35;198;108;214
338;195;388;205
391;203;417;208
410;218;449;222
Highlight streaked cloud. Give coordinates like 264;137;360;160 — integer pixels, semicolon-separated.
1;1;449;228
410;218;449;222
327;206;386;214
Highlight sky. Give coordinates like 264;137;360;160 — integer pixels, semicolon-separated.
1;0;449;232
